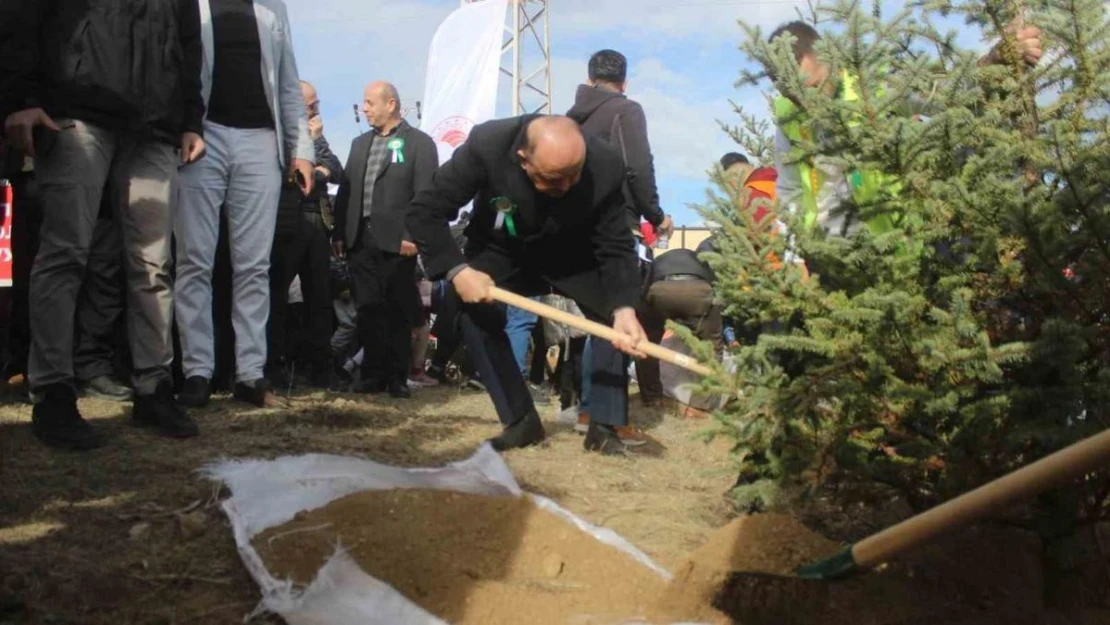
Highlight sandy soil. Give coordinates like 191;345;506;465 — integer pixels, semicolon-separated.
1;384;1107;625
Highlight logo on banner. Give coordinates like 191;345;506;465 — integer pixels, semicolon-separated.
431;116;475;149
0;182;12;288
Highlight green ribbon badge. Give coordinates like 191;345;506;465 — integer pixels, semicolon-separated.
386;137;406;164
491;196;517;238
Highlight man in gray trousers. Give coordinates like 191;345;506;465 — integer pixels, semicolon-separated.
0;0;207;449
174;0;315;409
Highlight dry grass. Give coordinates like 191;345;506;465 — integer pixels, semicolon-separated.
0;384;736;625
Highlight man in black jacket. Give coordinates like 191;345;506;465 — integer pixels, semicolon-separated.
638;247;723;408
407;115;647;455
333;81;438;398
0;0;206;449
268;80;343;390
567;49;673;238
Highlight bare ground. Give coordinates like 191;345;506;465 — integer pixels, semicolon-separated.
1;384;1108;625
0;384;735;625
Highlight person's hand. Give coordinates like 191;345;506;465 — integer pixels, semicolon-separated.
1014;24;1043;65
331;239;345;259
308;115;324;140
399;240;418;257
291;158;314;195
611;307;647;358
451;267;494;304
983;19;1043;66
180;132;205;164
315;165;332;180
3;108;59;157
658;215;675;238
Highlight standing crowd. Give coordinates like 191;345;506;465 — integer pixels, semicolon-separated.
0;0;1042;455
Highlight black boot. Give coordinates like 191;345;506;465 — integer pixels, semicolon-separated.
309;366;342;391
387;378;411;399
31;384;105;450
133;382;199;438
489;411;546;452
584;422;625;456
178;376;211;408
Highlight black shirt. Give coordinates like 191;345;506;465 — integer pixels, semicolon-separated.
207;0;273;129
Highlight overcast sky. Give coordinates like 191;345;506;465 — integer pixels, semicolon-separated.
285;0;983;225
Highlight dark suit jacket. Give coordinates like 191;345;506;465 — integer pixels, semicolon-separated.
334;121;438;254
405;115;641;317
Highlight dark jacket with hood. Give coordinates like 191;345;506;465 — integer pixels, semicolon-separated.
567;84;665;232
0;0;205;145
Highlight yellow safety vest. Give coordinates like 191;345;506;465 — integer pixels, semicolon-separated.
773;71;898;235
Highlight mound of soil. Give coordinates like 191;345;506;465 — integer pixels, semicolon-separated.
655;514;843;621
253;488;729;625
252;488;1092;625
693;516;1055;625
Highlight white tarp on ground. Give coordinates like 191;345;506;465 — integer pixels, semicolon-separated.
204;444;710;625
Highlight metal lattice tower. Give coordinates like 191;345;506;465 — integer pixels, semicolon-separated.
462;0;552;115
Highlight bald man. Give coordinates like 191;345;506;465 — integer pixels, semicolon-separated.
267;81;344;390
407;115;646;455
333;81;438;398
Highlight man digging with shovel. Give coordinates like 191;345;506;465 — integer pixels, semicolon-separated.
406;115;649;455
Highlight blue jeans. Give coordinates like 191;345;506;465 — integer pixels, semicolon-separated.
505;299;540;377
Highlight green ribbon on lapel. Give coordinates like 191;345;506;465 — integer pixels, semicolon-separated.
386;137;405;164
492;197;518;238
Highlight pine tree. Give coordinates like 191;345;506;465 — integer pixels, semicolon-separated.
697;0;1110;546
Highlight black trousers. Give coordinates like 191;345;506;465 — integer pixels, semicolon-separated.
555;335;586;410
348;234;418;383
268;210;332;373
449;287;629;428
442;243;630;428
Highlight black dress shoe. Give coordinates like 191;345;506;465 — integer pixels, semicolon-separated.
351;377;385;394
31;384;106;450
178;376;211;408
387;379;411;399
80;375;134;401
133;382;199;438
489;411;546;452
584;422;625;456
233;379;286;408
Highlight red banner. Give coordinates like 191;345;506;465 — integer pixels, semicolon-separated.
0;181;12;288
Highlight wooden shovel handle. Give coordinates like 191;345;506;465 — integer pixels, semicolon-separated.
489;287;715;377
853;427;1110;569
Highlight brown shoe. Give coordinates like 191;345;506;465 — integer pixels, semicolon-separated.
574;412;590;434
681;404;712;420
614;425;650;447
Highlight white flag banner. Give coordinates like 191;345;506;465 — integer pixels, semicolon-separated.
420;0;507;165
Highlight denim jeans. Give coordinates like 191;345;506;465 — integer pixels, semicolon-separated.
505;298;540;376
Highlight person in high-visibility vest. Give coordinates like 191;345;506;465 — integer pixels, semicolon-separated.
767;21;1044;241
